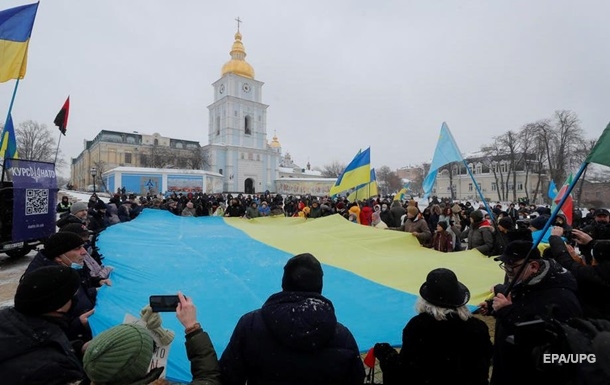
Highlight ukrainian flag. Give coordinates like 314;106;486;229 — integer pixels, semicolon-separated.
347;168;377;201
330;147;371;196
0;2;39;83
0;113;19;159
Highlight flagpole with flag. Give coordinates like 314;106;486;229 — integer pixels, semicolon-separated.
347;168;378;202
0;2;39;161
329;147;371;196
53;96;70;163
422;122;464;200
503;122;610;296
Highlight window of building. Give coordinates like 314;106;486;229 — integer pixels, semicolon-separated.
475;163;482;174
491;183;497;191
241;152;245;160
219;168;223;175
175;142;184;149
469;163;475;174
154;139;159;146
469;183;473;192
517;183;523;191
500;162;507;173
126;136;136;144
245;115;252;135
216;116;220;136
125;153;132;164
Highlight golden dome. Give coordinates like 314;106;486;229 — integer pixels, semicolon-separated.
270;134;281;148
221;31;255;79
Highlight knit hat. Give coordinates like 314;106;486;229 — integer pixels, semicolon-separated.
419;268;470;308
407;206;419;217
83;324;160;385
43;232;85;259
494;240;541;264
59;223;91;237
70;201;88;214
437;222;448;231
470;210;483;222
529;215;549;230
14;265;80;315
282;253;323;294
498;217;514;230
95;200;107;210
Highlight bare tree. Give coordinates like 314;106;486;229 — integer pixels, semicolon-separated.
376;166;403;195
92;160;109;193
14;120;66;168
321;161;346;178
541;110;585;184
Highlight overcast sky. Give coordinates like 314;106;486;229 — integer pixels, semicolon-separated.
2;0;610;176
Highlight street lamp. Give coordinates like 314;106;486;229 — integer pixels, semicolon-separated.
90;167;97;194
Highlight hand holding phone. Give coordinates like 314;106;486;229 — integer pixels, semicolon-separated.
176;292;198;331
149;295;180;312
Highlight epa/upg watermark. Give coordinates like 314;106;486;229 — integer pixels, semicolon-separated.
543;354;596;364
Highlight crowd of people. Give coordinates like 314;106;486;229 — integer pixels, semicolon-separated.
1;190;609;384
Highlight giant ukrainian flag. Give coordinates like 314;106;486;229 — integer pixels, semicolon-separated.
0;2;38;83
330;147;371;196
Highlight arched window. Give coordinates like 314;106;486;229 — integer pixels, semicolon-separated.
245;115;252;135
154;138;159;146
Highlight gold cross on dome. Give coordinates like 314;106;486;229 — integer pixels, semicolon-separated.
235;16;242;31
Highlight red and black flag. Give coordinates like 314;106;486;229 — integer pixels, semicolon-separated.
54;96;70;135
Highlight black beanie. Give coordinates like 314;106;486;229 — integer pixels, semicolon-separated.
43;232;85;259
470;210;483;222
281;253;323;294
15;266;80;315
437;222;448;231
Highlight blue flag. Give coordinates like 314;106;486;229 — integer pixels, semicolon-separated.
548;179;558;199
422;122;463;198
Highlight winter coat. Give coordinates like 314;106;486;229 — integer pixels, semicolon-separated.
431;230;453;252
398;313;492;385
219;291;365;385
360;206;373;226
105;203;121;225
186;329;221;385
309;204;322;218
0;308;84;385
402;217;432;246
380;209;393;227
390;203;406;228
245;205;260;218
490;259;582;385
182;207;198;217
548;235;610;320
56;201;71;214
466;221;495;255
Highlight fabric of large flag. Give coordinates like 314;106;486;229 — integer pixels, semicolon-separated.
422;122;464;198
54;96;70;135
0;113;19;159
586;122;610;168
90;210;502;383
0;3;38;83
547;179;558;200
347;168;377;201
553;173;573;226
329;147;371;196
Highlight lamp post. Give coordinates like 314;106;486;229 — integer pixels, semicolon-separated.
90;167;97;194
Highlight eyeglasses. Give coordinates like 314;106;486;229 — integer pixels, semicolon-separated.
499;261;526;273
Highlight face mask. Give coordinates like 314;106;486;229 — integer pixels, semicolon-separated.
71;263;83;270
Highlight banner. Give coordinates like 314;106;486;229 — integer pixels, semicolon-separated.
5;159;57;241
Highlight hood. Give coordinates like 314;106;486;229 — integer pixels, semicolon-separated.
262;292;337;352
518;259;578;294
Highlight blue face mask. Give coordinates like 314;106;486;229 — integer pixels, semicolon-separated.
70;262;83;270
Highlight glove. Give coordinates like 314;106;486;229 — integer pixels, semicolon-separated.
373;342;397;361
140;305;175;345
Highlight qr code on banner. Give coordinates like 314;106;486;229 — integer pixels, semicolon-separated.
25;189;49;215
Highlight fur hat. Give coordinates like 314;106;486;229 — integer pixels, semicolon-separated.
451;203;462;214
14;266;80;315
437;222;448;231
83;324;161;385
43;232;85;259
419;268;470;308
470;210;483;222
282;253;323;293
498;217;514;230
495;240;541;264
70;201;88;214
407;206;419;217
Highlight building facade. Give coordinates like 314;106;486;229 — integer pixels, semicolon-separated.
202;29;281;194
70;131;201;191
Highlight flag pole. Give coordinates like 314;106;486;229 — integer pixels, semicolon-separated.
503;161;589;296
54;131;62;164
462;160;496;221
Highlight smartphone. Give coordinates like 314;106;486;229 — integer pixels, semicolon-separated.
149;295;180;312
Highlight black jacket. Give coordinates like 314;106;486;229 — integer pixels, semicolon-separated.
548;235;610;320
219;291;365;385
0;308;84;385
491;259;582;385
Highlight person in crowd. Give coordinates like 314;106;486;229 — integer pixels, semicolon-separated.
431;222;454;252
359;201;373;226
245;201;260;219
105;201;121;225
375;268;492;385
225;199;245;217
56;195;72;215
258;201;271;216
56;201;89;229
308;200;322;218
478;240;582;385
88;200;108;233
390;200;405;227
219;253;365;385
395;206;432;246
0;265;85;384
25;232;109;341
528;214;553;244
506;203;519;223
493;216;514;256
548;226;610;319
348;202;361;224
427;204;441;233
380;203;393;227
438;206;452;228
182;201;198;217
372;211;388;229
59;223;113;280
579;207;610;263
553;213;572;233
82;292;220;385
463;210;495;256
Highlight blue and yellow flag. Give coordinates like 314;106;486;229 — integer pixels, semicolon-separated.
0;113;19;159
0;2;39;83
347;168;377;201
330;147;371;196
422;122;463;198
